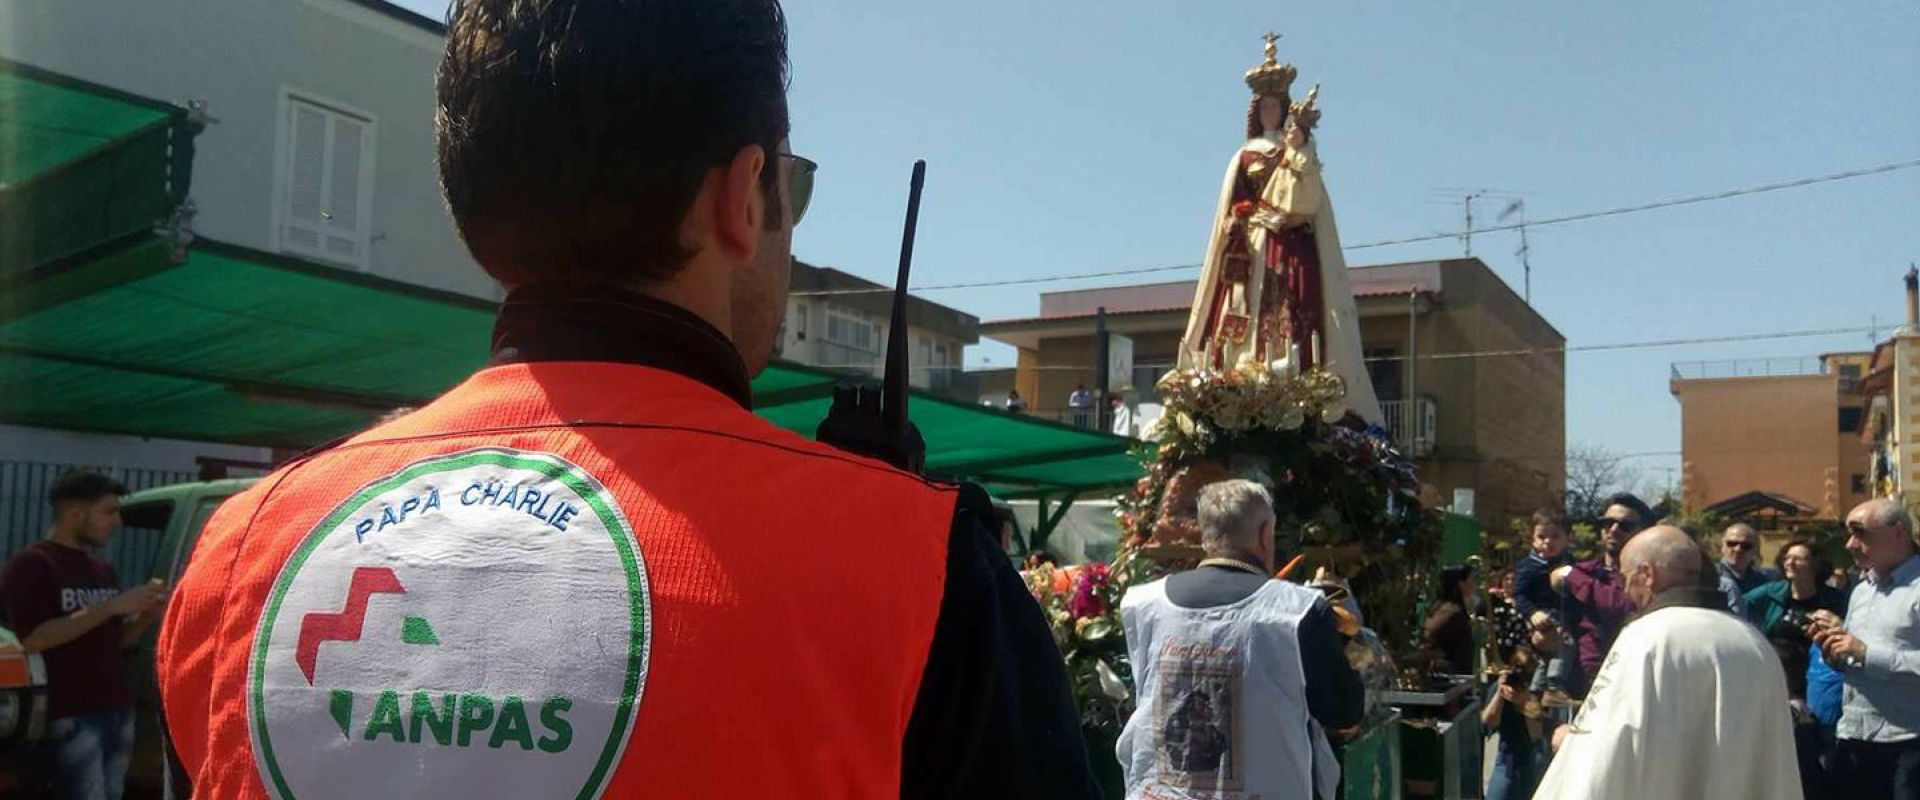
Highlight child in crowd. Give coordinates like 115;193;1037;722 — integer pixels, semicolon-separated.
1510;510;1575;695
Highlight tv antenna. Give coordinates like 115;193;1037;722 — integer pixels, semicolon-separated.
1498;198;1532;304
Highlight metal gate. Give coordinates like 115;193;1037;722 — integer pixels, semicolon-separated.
0;461;196;577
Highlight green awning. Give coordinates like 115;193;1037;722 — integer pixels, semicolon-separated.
0;58;196;275
750;361;1145;498
1;234;1141;497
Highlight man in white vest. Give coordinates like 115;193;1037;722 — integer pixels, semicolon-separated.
1536;525;1801;800
1116;480;1363;800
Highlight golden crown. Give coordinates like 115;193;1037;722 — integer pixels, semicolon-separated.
1244;32;1298;96
1290;84;1322;130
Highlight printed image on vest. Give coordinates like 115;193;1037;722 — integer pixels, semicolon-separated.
1153;656;1245;791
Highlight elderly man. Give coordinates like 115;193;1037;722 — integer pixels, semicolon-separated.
1536;526;1800;800
1720;522;1778;597
1116;480;1364;800
1813;498;1920;800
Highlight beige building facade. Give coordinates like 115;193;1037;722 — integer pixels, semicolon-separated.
1862;333;1920;511
1672;353;1873;522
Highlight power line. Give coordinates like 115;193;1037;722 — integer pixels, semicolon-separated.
793;156;1920;295
940;323;1881;372
1346;157;1920;250
789;263;1201;297
1363;324;1883;363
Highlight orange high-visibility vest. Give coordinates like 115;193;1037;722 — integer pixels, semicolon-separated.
158;362;956;798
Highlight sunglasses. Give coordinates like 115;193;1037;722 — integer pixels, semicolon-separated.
1601;518;1638;531
777;153;817;226
1725;540;1754;551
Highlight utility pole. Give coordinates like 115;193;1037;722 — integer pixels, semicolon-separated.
1406;291;1418;450
1519;226;1532;303
1094;306;1110;431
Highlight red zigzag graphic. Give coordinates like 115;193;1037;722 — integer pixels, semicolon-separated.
295;567;406;685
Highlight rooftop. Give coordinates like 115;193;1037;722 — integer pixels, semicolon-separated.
1029;259;1446;320
1670;355;1869;382
787;260;980;344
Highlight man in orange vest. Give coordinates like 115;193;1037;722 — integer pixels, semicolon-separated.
156;1;1098;796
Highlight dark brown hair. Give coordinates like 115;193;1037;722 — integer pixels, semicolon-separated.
48;471;124;510
1245;92;1290;140
1530;508;1566;532
1775;536;1831;578
436;0;790;288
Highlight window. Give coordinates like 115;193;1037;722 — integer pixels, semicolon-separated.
931;342;953;391
1838;363;1864;391
278;94;375;267
114;501;175;585
825;307;877;352
794;303;809;340
1840;406;1864;433
1132;361;1174;403
1364;347;1402;400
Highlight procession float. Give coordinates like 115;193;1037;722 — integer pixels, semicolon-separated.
1022;35;1449;798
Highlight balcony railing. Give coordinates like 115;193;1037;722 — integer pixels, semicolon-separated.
1670;358;1825;381
1380;397;1437;457
809;340;882;377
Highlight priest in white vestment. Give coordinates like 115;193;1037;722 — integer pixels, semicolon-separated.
1535;525;1802;800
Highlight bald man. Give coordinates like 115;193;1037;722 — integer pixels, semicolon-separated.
1535;526;1800;800
1813;498;1920;800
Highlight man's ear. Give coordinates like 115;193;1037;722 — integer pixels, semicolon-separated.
709;144;767;262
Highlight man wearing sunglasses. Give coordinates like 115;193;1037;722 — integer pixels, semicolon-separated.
1812;498;1920;800
1718;522;1778;599
1551;492;1655;699
156;1;1098;798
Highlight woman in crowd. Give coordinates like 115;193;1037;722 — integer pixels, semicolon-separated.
1743;537;1848;800
1483;612;1563;800
1423;563;1478;675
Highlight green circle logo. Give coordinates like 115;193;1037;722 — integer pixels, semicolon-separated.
247;449;649;799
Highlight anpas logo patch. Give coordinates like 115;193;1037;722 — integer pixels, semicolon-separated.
248;448;649;800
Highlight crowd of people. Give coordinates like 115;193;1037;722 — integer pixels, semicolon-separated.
1119;483;1919;800
1464;494;1920;800
6;477;1918;800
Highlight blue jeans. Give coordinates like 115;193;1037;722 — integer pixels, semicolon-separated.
1486;742;1539;800
45;707;134;800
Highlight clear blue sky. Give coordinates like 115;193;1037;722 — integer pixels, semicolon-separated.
400;0;1919;489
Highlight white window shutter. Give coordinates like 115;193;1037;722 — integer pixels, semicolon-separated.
280;96;374;267
323;114;366;261
284;104;328;253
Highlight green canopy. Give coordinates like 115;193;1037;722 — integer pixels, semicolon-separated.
1;234;1140;497
0;58;196;275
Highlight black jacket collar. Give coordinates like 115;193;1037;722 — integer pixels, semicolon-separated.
490;283;753;409
1640;585;1728;617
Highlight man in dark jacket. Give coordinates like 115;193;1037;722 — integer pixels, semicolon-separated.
1718;522;1778;596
